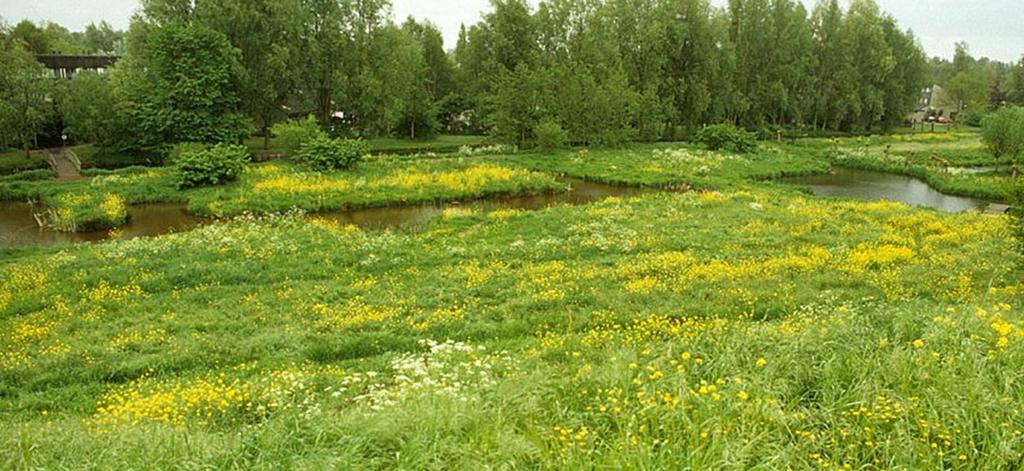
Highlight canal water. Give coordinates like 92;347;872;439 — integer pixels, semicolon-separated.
0;178;657;247
779;167;996;213
1;169;1003;248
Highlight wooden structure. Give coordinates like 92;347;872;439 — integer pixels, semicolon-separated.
36;55;119;79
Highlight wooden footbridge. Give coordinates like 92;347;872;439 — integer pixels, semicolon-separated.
44;148;82;180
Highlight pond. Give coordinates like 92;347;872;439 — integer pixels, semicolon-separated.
0;178;657;247
780;167;997;213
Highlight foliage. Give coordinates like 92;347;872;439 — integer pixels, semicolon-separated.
59;71;118;144
113;22;253;153
0;149;47;176
173;143;249;189
695;124;758;153
270;115;327;155
293;137;369;172
0;39;52;157
196;0;303;147
981;107;1024;163
533;118;568;150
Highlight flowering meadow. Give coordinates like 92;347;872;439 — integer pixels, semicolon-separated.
1;161;1022;468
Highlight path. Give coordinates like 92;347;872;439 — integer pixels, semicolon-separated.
45;148;82;180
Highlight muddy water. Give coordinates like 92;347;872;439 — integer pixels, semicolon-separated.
780;167;996;213
0;178;656;247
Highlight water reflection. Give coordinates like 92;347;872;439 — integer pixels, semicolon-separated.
0;178;655;247
780;167;995;213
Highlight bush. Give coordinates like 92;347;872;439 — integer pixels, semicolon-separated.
173;143;249;189
960;109;986;127
695;123;758;153
981;107;1024;162
534;119;569;150
294;136;369;172
271;115;327;155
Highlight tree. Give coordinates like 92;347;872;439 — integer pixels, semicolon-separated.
0;39;52;156
141;0;199;24
59;71;118;144
981;107;1024;168
299;0;348;125
944;70;988;117
491;64;548;146
10;20;51;53
841;0;893;131
879;16;925;130
113;21;251;152
810;0;854;130
1010;58;1024;106
197;0;303;148
82;21;125;54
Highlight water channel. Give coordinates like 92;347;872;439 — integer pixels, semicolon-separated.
0;177;656;247
779;167;997;213
0;169;1004;248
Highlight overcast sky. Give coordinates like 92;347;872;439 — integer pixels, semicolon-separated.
2;0;1021;62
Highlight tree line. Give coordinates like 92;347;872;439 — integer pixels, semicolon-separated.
2;0;1024;156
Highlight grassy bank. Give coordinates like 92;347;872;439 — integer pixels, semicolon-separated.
0;188;1020;468
0;158;565;232
502;144;831;189
245;134;487;157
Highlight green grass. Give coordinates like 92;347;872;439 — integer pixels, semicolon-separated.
245;134;487;157
0;149;47;176
0;158;565;232
0;186;1020;468
501;143;831;189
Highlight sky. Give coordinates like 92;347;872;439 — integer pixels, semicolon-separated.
1;0;1022;62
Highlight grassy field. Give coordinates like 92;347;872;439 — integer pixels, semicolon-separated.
0;184;1020;468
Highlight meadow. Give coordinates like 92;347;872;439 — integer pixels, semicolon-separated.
1;130;1022;468
1;176;1022;468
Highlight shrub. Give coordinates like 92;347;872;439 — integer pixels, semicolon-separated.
960;109;986;127
695;123;758;153
294;136;369;172
981;107;1024;162
534;119;569;150
271;115;327;155
173;143;249;189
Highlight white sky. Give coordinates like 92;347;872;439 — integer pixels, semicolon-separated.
2;0;1022;62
